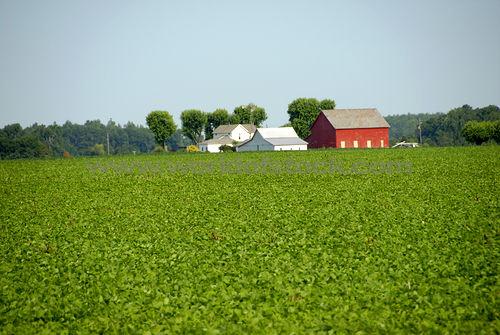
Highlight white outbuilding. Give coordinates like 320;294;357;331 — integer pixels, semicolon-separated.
198;135;235;153
236;127;308;152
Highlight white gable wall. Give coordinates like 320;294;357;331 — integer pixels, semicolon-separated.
237;131;273;152
237;128;308;152
214;125;251;142
230;125;252;141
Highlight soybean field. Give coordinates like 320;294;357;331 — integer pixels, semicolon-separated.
0;147;499;333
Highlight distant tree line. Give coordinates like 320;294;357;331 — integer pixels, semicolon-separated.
421;105;500;146
2;102;498;159
385;113;437;144
387;105;500;146
0;120;192;159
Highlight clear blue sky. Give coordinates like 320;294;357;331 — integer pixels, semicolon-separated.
1;0;499;127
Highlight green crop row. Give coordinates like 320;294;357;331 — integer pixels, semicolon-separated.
0;147;498;334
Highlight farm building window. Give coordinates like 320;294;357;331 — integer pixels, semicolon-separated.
380;140;384;147
367;140;372;148
340;141;345;148
353;140;358;148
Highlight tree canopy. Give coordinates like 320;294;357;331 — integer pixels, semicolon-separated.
421;105;500;146
205;109;230;140
287;98;336;139
146;111;177;150
181;109;207;144
385;113;438;144
0;120;161;159
232;103;267;126
462;120;500;145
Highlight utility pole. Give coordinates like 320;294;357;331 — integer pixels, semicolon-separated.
417;118;422;145
107;117;111;155
106;132;110;155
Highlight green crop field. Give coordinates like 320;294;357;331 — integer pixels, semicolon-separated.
1;147;499;334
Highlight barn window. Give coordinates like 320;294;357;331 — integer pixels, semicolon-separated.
367;140;372;148
340;141;345;148
353;140;358;148
380;140;384;147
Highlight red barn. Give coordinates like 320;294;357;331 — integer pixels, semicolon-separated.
307;108;390;149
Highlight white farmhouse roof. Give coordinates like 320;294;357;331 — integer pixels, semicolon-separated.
213;124;256;134
199;135;234;145
257;127;299;139
213;124;239;134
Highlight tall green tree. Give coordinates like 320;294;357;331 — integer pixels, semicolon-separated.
250;104;267;127
181;109;207;144
231;103;267;126
287;97;336;139
319;99;336;111
233;105;252;124
0;124;48;159
462;121;499;145
205;109;229;140
146;111;177;151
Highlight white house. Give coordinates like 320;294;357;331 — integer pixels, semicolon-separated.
213;124;256;142
199;135;235;153
236;127;308;152
199;124;257;153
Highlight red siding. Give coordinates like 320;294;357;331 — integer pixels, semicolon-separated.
335;128;389;148
307;112;336;148
307;112;390;148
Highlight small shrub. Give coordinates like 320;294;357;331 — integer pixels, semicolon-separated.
186;145;199;153
91;144;106;156
219;144;235;152
63;151;72;158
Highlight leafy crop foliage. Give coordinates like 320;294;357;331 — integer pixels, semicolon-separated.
0;147;498;333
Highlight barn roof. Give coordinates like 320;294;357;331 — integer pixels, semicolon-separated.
213;124;238;134
241;124;257;133
322;108;390;129
199;135;234;145
257;127;299;138
237;127;307;147
213;124;256;134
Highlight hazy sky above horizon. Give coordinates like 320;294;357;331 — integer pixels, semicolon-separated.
1;0;499;127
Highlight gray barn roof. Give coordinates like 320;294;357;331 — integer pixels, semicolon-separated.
241;124;257;133
213;124;257;134
199;135;234;145
213;124;238;134
322;108;390;129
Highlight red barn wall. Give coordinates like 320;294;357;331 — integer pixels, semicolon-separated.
335;128;389;148
307;113;336;148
